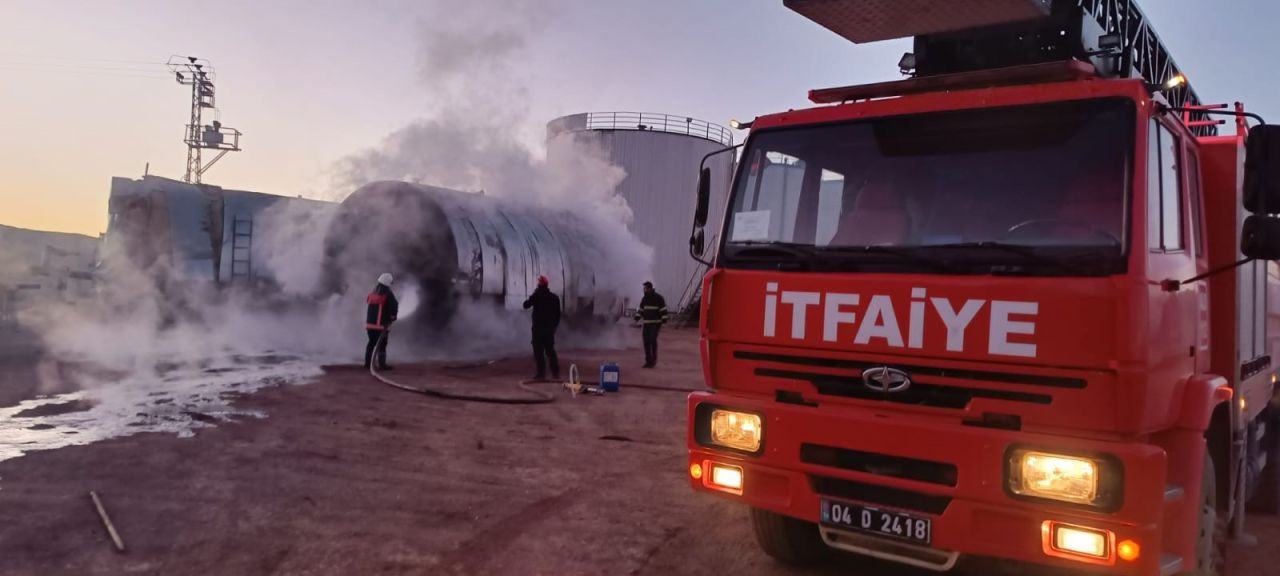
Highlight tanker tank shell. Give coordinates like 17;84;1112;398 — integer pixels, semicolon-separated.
324;181;611;332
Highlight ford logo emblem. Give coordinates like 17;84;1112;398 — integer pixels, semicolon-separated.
862;367;911;393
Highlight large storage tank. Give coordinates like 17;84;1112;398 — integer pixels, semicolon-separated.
546;112;735;313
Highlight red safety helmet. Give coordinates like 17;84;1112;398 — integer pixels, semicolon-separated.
537;275;549;286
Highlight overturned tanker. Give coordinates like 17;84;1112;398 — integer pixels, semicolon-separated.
323;181;622;332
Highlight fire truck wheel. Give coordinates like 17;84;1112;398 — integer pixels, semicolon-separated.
749;507;829;565
1192;452;1228;575
1247;407;1279;514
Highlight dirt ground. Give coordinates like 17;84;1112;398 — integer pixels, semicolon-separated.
0;327;1276;575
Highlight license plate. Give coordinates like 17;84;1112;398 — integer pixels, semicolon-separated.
820;498;932;545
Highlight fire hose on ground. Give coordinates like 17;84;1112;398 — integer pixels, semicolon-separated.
367;330;702;404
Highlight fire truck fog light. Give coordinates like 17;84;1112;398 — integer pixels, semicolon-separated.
709;409;763;453
709;463;744;492
1057;526;1106;557
1043;521;1113;564
1010;450;1100;505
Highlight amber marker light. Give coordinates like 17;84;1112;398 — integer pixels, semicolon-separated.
1117;539;1140;562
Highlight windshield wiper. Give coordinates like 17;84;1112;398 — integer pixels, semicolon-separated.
823;245;961;273
730;242;961;273
727;241;813;270
929;241;1093;275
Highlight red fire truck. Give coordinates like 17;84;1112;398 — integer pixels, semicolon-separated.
685;1;1280;574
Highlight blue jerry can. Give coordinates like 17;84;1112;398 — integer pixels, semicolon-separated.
600;363;621;392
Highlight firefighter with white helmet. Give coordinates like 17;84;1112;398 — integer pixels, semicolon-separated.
364;273;399;370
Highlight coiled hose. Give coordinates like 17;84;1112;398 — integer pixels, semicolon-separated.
367;330;700;403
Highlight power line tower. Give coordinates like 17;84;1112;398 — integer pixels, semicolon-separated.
167;56;242;183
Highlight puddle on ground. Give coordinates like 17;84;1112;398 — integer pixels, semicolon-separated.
0;356;322;463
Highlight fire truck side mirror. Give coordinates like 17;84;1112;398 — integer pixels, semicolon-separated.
1244;124;1280;214
1241;215;1280;260
694;167;712;228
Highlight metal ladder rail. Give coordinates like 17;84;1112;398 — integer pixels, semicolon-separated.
230;215;253;283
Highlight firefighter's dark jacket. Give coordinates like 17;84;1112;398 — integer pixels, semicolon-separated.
523;286;561;332
634;292;669;324
366;284;399;330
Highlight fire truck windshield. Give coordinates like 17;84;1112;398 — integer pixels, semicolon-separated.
721;98;1136;276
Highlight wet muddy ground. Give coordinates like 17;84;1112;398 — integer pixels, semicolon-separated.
0;328;1276;575
0;340;321;463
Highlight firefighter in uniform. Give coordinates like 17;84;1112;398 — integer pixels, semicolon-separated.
365;273;399;370
634;281;668;368
523;275;561;380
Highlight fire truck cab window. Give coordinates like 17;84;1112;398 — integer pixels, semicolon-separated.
1148;119;1184;252
739;150;806;242
815;169;846;245
722;98;1135;276
1187;147;1204;255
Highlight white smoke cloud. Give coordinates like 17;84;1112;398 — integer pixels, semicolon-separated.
332;0;653;324
28;234;359;380
333;0;550;196
254;199;337;296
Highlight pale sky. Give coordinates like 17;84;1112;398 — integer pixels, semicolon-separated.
1;0;1276;236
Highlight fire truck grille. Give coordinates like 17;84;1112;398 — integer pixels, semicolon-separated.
737;351;1082;410
760;367;1051;408
810;475;952;515
801;444;958;487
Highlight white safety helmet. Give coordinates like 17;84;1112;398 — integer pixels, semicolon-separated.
377;273;394;287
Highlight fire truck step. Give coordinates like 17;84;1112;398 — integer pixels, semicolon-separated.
1164;484;1185;502
1159;554;1184;576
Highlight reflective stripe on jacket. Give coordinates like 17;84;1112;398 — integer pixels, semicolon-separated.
634;292;668;324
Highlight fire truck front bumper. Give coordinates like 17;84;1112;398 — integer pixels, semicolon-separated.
687;392;1168;574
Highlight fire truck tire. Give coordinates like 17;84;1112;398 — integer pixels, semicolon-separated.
749;507;829;565
1190;452;1228;576
1248;407;1279;514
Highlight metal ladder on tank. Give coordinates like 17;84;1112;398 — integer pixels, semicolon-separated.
677;279;703;329
676;233;716;329
230;215;253;284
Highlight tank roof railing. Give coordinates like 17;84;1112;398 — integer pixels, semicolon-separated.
569;112;734;147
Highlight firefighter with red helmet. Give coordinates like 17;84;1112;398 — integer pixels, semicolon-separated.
364;273;399;370
522;275;561;380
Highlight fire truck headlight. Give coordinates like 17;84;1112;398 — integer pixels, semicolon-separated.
709;409;763;453
1008;449;1111;506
